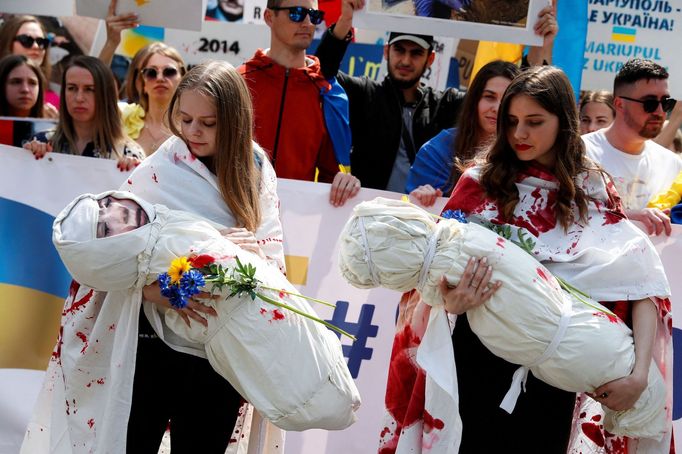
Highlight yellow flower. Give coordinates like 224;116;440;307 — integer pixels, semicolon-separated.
168;257;191;283
118;102;146;140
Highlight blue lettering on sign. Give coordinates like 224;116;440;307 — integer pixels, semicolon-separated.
673;327;682;419
326;301;379;378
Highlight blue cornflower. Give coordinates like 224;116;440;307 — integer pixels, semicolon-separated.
441;209;468;224
180;269;205;298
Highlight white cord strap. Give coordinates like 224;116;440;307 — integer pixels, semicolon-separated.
417;227;440;292
357;216;380;286
499;295;573;413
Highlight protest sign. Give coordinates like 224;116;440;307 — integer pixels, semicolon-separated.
581;0;682;98
1;0;72;17
76;0;206;32
354;0;547;45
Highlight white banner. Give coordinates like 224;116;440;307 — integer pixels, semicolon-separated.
76;0;206;32
354;0;547;45
0;144;680;453
581;0;682;98
0;0;73;16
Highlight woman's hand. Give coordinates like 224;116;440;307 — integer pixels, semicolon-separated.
409;184;443;207
221;227;266;259
590;370;648;411
330;172;361;207
24;139;52;159
42;103;59;119
439;257;501;315
117;155;141;172
99;0;138;65
142;281;217;327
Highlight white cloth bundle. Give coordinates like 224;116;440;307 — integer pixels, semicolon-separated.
338;197;667;440
53;191;360;432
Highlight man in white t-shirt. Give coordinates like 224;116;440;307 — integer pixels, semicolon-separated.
584;58;681;236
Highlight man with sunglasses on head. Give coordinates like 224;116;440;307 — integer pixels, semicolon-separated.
314;0;557;193
584;58;682;236
238;0;361;207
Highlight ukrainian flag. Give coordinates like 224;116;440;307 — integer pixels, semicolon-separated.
612;26;637;43
117;25;165;59
0;197;70;371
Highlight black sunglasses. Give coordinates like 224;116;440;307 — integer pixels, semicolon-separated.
270;6;325;25
141;66;180;81
619;95;677;113
14;34;51;50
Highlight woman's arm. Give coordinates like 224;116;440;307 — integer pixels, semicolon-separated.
593;298;657;411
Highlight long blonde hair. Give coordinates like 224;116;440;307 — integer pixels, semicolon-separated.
168;60;261;232
52;56;126;158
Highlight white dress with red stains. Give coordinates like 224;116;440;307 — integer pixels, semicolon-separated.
20;137;289;454
369;163;673;454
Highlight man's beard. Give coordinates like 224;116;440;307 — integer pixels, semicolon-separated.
624;109;664;139
387;59;428;90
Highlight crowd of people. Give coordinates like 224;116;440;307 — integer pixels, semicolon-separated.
3;0;682;452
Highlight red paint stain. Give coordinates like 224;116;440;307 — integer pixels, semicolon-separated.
581;422;605;447
96;378;105;385
496;237;505;248
279;290;287;299
152;173;158;183
76;331;89;354
63;289;94;316
536;267;550;282
423;411;445;431
591;414;602;422
593;312;620;324
272;309;285;321
380;427;391;438
259;308;267;315
380;322;425;454
127;178;132;185
108;324;115;331
87;418;94;429
441;175;486;216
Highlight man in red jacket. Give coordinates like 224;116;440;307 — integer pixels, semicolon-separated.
239;0;360;206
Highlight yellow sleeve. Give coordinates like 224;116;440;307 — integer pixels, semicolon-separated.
647;170;682;210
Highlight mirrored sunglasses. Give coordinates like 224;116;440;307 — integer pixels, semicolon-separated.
619;95;677;114
270;6;325;25
14;34;51;50
141;66;180;81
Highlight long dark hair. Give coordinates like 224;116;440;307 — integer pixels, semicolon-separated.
479;66;590;231
447;60;519;190
0;54;45;117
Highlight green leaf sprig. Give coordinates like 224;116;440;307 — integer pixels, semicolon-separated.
198;256;356;340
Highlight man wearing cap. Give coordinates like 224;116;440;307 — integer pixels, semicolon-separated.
238;0;360;206
315;0;558;192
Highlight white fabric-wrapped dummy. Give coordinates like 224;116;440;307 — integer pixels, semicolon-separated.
42;190;359;450
338;197;667;441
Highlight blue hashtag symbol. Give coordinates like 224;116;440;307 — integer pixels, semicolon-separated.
326;301;379;378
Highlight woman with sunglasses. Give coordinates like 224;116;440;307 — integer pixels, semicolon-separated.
0;15;59;118
23;56;143;171
0;54;47;118
119;43;186;156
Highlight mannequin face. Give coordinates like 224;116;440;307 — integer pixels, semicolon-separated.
96;196;149;238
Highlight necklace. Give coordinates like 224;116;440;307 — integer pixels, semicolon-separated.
143;123;171;152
